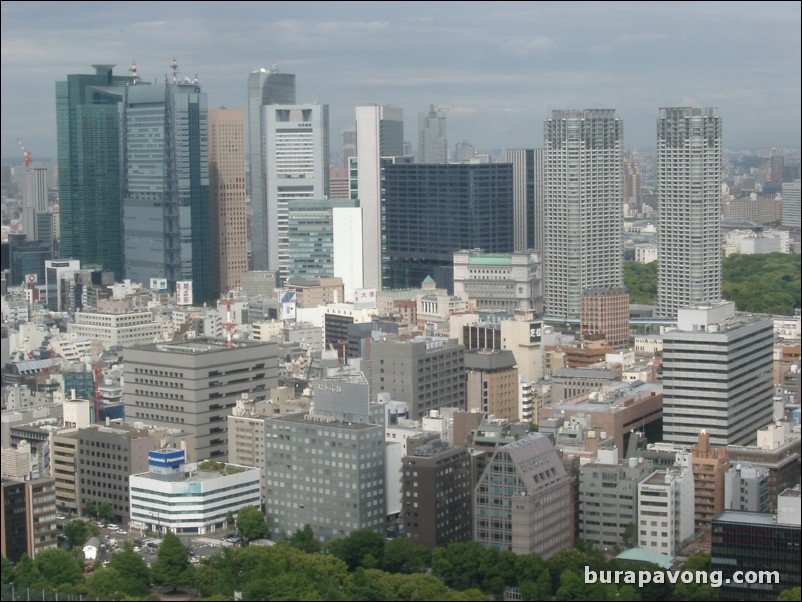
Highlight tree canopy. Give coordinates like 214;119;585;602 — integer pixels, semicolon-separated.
236;506;269;544
150;532;193;592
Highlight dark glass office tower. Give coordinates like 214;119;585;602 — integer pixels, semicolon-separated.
383;163;514;291
56;65;134;279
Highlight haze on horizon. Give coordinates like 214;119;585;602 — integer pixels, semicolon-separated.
1;1;800;161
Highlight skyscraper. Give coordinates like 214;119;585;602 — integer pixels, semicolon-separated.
208;109;248;297
56;65;134;279
122;74;212;303
503;148;543;252
355;105;404;290
265;104;329;279
418;104;447;164
656;107;722;319
247;66;296;271
383;163;514;290
543;110;624;320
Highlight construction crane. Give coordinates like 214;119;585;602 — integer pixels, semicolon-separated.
16;138;31;169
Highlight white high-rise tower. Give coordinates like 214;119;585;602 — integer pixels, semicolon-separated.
656;107;722;319
542;109;623;320
265;104;329;280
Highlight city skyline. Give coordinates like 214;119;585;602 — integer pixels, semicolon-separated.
2;1;800;161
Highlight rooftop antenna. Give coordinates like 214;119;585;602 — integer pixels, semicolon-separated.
128;59;139;83
16;138;32;169
170;57;179;85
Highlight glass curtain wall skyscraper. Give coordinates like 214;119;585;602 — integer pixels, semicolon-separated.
247;66;296;272
656;107;722;319
542;110;623;321
56;65;134;280
122;75;212;303
418;104;447;164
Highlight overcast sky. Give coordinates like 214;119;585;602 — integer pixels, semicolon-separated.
2;1;800;162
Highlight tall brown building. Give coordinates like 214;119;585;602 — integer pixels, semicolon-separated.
581;287;630;349
209;109;248;297
465;349;519;421
402;441;473;549
1;477;58;561
690;430;729;531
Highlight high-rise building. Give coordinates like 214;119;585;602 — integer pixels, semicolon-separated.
265;104;329;279
123;75;212;303
247;67;296;271
208;109;248;297
662;301;774;447
56;65;134;279
580;288;630;349
383;163;514;290
418;104;447;164
655;107;722;319
637;467;695;557
355;105;404;290
781;179;801;229
21;166;48;242
287;199;362;297
543;110;624;320
503;149;543;252
770;147;785;184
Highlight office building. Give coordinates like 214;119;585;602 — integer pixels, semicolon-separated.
56;65;134;280
247;66;296;271
208;108;248;296
264;104;329;279
543;110;624;320
418;104;447;164
655;107;722;318
67;308;162;348
76;423;157;523
578;448;653;551
370;337;466;420
20;166;48;242
130;448;260;535
402;441;472;549
637;467;695;558
355;105;404;290
452;249;543;314
662;301;774;447
264;375;385;542
503;148;543;252
689;430;729;531
383;163;514;290
123;75;212;303
474;433;573;558
724;463;769;513
711;496;801;601
123;338;279;460
287;199;361;290
781;179;800;229
465;349;519;421
1;477;58;561
580;288;630;349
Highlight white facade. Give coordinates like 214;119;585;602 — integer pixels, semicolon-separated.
662;302;774;447
332;206;363;301
67;310;162;347
265;104;329;278
656;107;722;318
129;464;260;534
452;250;543;314
543;110;623;320
356;105;403;290
637;467;695;557
781;179;800;229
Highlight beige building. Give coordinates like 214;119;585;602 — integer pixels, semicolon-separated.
465;350;519;421
209;109;248;295
286;277;345;307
